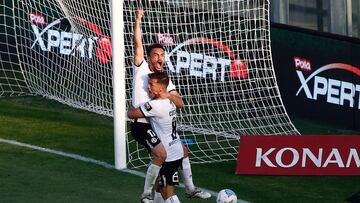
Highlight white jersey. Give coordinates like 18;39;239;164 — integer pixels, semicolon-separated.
132;61;176;108
140;99;184;162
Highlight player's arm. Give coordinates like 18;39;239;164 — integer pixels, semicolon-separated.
165;80;183;109
160;90;183;109
128;101;158;119
134;9;144;66
127;106;145;119
169;90;183;109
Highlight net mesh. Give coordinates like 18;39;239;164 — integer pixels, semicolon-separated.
0;0;299;168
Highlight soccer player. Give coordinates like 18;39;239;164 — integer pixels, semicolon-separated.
128;72;184;203
131;8;211;202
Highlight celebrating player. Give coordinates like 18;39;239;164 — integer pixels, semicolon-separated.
130;8;211;203
128;72;183;203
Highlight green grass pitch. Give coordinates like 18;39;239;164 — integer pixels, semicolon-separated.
0;96;359;202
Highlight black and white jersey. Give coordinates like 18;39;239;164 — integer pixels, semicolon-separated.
140;99;184;162
132;61;176;108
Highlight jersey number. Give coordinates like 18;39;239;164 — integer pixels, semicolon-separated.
171;117;177;140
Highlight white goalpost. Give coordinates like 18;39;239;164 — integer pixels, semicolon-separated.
111;0;126;169
0;0;299;169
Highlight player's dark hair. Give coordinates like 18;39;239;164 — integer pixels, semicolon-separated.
146;43;165;56
148;71;169;87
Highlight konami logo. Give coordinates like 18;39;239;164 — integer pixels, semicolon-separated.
236;136;360;175
256;147;359;168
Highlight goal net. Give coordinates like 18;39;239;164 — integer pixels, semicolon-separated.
0;0;299;168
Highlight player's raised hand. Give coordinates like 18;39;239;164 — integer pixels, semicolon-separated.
136;8;144;21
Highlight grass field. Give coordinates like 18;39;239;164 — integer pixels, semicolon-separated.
0;96;360;203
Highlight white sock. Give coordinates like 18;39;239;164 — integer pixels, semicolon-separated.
180;157;195;192
154;191;165;203
143;164;161;195
164;195;180;203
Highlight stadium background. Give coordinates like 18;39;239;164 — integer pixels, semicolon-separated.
1;0;360;202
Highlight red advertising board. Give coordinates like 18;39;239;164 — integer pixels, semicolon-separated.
236;135;360;175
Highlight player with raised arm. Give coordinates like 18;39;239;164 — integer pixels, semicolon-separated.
128;72;184;203
131;8;211;203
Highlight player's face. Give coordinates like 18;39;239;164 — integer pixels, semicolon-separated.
148;48;165;72
148;78;162;99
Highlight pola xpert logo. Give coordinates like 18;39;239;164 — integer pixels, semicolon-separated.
157;34;248;81
30;13;112;64
294;57;360;109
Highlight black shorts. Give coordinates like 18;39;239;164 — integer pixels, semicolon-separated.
131;121;161;152
157;158;183;187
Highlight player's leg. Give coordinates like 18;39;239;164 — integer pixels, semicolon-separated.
164;194;180;203
157;159;182;203
154;191;164;203
150;142;166;166
143;143;166;200
158;185;176;201
180;144;211;199
131;122;166;203
157;178;180;203
154;186;181;203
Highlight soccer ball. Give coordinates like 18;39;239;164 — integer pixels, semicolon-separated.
216;189;237;203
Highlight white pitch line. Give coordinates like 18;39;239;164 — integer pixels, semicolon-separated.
0;137;250;203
